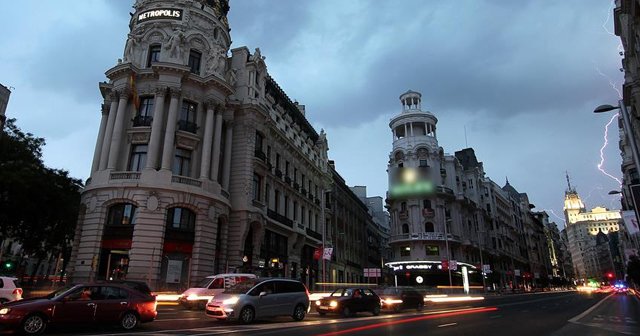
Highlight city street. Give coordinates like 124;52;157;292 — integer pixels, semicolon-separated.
41;291;639;336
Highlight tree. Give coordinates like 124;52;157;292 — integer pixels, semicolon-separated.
0;118;82;279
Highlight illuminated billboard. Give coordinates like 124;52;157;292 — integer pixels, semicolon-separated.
389;167;434;198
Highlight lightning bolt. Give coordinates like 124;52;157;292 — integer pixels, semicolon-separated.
594;0;623;188
597;112;623;186
545;209;567;229
582;186;604;204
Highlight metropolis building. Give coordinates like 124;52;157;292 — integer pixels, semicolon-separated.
69;0;331;290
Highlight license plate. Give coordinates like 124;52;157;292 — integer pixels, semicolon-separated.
319;306;329;309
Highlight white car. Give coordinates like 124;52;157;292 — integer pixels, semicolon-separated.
0;276;23;303
179;273;256;309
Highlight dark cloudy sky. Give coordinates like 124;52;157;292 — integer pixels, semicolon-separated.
0;0;624;228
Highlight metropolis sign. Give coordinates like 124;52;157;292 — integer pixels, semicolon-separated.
137;9;183;23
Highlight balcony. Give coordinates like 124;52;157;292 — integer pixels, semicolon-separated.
172;175;203;187
275;169;283;178
132;115;153;127
285;176;292;184
294;182;300;190
110;171;141;180
390;232;459;243
177;120;198;133
254;150;266;161
267;209;293;228
306;228;322;241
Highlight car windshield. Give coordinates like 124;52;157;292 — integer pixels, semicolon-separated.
382;288;401;295
329;288;353;297
45;285;77;299
195;278;213;288
223;278;259;294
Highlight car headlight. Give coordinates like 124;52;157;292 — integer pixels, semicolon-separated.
187;294;199;301
329;301;338;307
315;300;321;306
222;297;239;305
0;308;10;315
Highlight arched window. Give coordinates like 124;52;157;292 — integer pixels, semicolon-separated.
402;224;409;234
425;222;434;232
106;203;137;226
167;207;196;231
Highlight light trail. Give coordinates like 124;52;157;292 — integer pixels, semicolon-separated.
544;209;566;229
602;0;624;54
314;307;498;336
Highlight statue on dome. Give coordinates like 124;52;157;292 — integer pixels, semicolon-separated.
123;32;143;63
165;29;185;61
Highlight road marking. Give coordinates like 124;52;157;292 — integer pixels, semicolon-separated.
438;323;458;328
489;315;502;319
568;294;611;323
155;317;202;322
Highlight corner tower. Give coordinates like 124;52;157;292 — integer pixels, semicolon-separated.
69;0;236;289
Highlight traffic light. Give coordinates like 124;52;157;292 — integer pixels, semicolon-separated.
606;272;614;279
3;261;14;271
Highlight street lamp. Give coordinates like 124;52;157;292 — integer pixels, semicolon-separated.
608;190;622;195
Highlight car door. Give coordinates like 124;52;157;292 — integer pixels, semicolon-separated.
362;289;378;312
95;286;130;323
52;286;98;324
252;281;278;318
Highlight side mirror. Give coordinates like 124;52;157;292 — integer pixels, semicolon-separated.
259;291;268;297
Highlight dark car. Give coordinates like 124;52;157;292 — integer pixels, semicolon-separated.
315;288;381;317
379;286;425;312
0;283;157;335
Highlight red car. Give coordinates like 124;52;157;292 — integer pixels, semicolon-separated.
0;283;157;335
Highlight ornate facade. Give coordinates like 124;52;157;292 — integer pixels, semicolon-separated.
68;0;330;290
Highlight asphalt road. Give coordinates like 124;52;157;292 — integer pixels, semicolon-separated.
43;291;639;336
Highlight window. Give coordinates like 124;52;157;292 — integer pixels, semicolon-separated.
253;173;262;202
265;184;270;206
284;195;289;218
425;222;434;232
401;202;407;211
179;101;198;133
255;132;264;152
101;287;128;300
423;199;432;209
400;246;411;257
419;159;428;167
426;245;439;256
402;224;409;234
147;44;161;67
274;190;280;213
106;203;137;226
173;148;191;176
167;207;196;231
133;97;154;126
188;49;202;74
293;201;298;220
128;145;147;171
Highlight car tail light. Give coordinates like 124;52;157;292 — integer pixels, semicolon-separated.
13;288;23;298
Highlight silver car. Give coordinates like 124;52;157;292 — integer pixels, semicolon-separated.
205;278;309;323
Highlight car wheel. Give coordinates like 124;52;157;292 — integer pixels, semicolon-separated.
0;298;8;304
342;306;353;318
239;306;255;324
393;305;402;313
372;305;381;316
417;302;424;311
21;314;47;335
292;304;306;321
120;311;139;331
197;301;207;310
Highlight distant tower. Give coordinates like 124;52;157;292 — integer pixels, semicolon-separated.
563;172;585;225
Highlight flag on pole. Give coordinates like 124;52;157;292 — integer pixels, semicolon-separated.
323;247;333;260
129;72;140;112
622;210;640;235
313;247;322;260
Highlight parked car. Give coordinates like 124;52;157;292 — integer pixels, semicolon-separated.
0;276;22;304
315;287;381;317
205;278;309;323
180;273;256;309
0;283;157;335
379;286;425;312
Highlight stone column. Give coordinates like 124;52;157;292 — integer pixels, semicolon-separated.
145;87;167;170
222;118;234;190
211;109;223;182
199;101;216;179
161;89;181;171
99;93;119;171
91;102;110;172
107;91;130;170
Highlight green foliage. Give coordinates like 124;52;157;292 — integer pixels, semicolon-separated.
0;118;82;263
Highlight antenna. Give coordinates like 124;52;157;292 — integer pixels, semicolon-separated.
565;171;572;191
464;125;468;148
